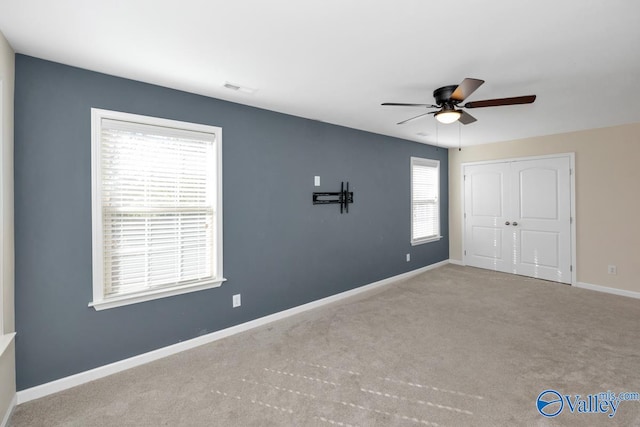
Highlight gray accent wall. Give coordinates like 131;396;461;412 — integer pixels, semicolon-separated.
14;55;448;390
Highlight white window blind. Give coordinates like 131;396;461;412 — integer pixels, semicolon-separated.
91;109;224;310
411;157;440;245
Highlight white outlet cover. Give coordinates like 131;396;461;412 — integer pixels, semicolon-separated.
233;294;241;307
406;253;411;262
314;176;320;186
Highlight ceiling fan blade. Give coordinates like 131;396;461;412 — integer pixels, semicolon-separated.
458;110;477;125
464;95;536;109
450;78;485;102
382;102;437;108
397;112;433;125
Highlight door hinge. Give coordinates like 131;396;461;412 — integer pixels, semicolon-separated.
464;212;467;219
570;216;573;224
464;250;467;256
464;174;467;181
570;265;573;272
570;168;573;176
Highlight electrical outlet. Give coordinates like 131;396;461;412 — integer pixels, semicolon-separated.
608;265;617;275
314;176;321;186
232;294;241;308
406;253;411;262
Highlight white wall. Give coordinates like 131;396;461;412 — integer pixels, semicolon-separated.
449;123;640;294
0;29;16;424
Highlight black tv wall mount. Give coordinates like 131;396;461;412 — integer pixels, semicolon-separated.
312;181;354;214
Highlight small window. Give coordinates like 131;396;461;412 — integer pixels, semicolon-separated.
90;109;224;310
411;157;440;245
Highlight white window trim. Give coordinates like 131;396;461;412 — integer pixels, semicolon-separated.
0;79;4;333
90;109;225;311
0;78;15;354
410;156;442;246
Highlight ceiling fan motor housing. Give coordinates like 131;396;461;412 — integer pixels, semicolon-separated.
433;85;459;106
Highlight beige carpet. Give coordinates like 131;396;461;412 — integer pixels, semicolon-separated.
10;265;640;426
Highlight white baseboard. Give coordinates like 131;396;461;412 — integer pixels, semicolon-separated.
448;259;464;266
0;394;16;427
574;281;640;300
16;260;450;405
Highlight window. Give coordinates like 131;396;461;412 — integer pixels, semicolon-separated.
90;109;224;310
411;157;440;245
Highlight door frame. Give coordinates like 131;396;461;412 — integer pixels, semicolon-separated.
461;152;576;285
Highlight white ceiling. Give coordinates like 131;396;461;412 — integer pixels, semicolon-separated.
1;0;639;147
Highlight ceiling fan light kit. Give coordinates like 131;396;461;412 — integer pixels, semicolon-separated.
382;78;536;126
435;109;461;124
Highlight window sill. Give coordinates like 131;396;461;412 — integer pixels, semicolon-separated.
0;332;16;357
89;278;227;311
411;235;443;246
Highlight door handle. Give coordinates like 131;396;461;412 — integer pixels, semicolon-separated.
505;221;510;226
512;221;518;226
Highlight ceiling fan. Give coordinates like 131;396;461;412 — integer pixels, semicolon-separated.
382;78;536;125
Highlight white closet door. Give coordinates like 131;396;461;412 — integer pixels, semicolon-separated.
511;157;572;283
464;162;511;272
463;156;572;283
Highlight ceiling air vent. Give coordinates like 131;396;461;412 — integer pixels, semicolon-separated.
223;81;256;94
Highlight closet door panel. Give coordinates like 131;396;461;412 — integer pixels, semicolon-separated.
463;163;511;272
511;157;572;283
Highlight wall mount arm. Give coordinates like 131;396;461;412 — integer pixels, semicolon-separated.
312;181;354;214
